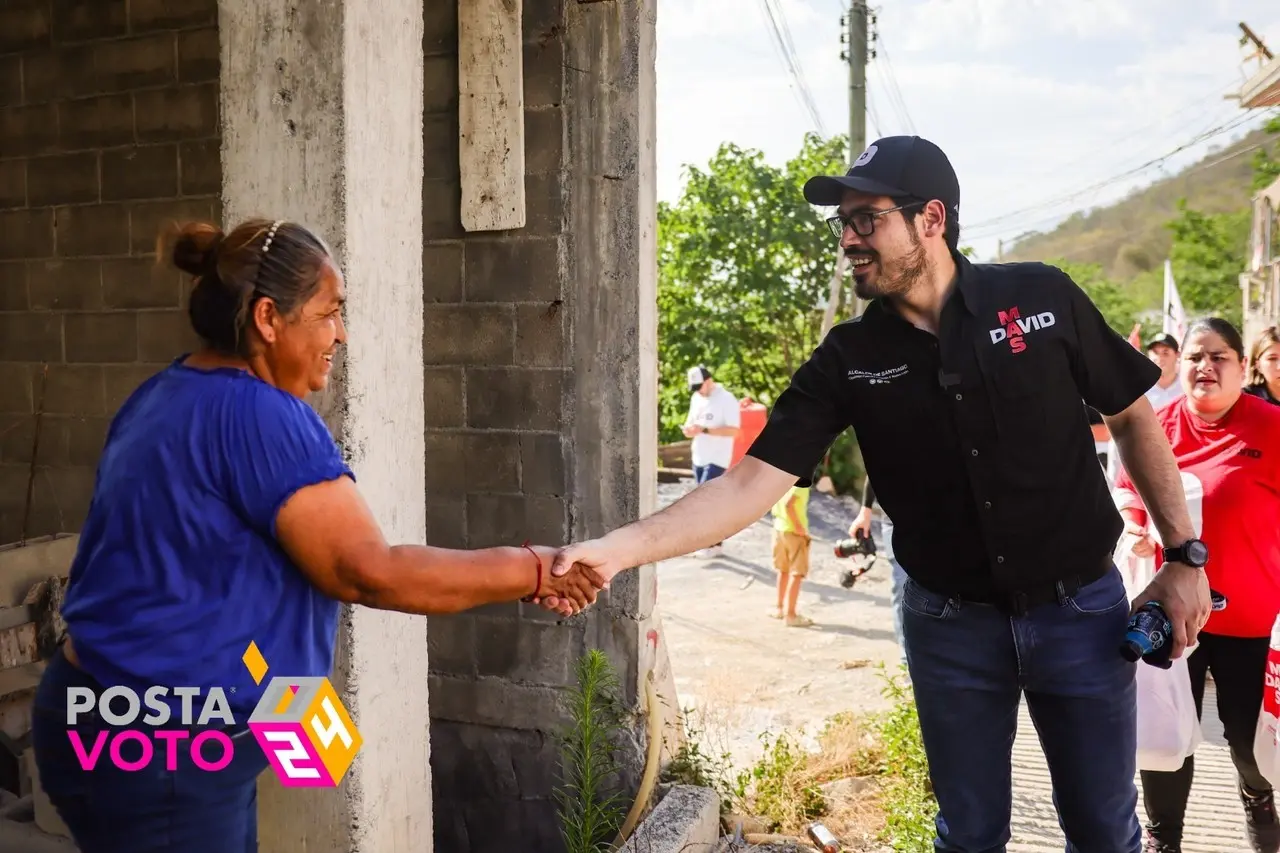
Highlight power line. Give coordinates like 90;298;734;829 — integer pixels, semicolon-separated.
757;0;828;135
982;138;1275;246
870;23;917;135
1009;75;1242;185
867;92;883;138
966;112;1261;236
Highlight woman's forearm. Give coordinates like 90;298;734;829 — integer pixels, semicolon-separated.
1120;507;1148;527
363;545;539;614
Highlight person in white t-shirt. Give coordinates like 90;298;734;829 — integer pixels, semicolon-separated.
683;366;741;556
1105;332;1184;485
1140;333;1185;411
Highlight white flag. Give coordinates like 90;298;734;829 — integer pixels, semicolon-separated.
1163;259;1186;342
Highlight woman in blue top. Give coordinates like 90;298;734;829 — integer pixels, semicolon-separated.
30;217;602;853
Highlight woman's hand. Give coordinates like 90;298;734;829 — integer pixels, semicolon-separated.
1124;520;1157;558
535;560;604;614
531;546;606;616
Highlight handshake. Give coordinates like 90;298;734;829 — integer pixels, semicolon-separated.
524;540;622;618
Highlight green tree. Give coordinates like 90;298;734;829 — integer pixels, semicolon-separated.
658;132;865;491
1251;114;1280;190
1157;116;1278;329
1048;259;1142;335
657;133;847;438
1165;200;1250;328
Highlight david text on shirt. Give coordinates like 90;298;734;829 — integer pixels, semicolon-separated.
64;641;363;788
988;305;1056;353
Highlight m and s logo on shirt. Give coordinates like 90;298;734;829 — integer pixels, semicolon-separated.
988;306;1057;354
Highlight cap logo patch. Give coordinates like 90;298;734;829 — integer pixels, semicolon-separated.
853;145;877;168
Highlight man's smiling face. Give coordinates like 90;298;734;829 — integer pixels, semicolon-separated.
837;190;928;301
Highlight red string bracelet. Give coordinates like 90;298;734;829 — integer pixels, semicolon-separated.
519;540;542;602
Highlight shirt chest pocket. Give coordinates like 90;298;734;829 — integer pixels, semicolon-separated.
984;346;1078;481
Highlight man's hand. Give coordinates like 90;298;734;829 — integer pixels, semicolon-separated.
681;424;702;438
549;539;624;589
848;506;872;539
1130;562;1211;659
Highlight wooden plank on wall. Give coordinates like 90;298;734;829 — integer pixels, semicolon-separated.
458;0;526;232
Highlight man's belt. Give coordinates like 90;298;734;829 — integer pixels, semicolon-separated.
957;557;1113;617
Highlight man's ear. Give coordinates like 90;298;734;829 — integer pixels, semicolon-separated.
923;199;947;240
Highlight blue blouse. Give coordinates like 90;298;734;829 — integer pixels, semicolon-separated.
59;358;354;718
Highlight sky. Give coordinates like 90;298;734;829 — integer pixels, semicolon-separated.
655;0;1280;262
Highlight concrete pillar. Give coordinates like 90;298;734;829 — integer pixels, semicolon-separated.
218;2;430;851
422;1;665;849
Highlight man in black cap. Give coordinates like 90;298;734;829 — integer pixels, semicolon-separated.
550;135;1212;852
1142;332;1184;412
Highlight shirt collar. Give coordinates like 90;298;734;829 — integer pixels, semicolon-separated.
952;251;980;316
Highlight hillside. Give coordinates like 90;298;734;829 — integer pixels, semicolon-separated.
1001;128;1271;280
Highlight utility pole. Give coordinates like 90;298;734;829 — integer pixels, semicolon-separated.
847;0;869;165
820;0;872;336
1240;22;1274;65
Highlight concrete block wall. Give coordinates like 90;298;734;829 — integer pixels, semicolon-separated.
0;0;219;545
423;1;659;850
422;5;581;850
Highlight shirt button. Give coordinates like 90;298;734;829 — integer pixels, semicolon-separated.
955;393;963;401
984;501;992;509
997;556;1005;564
971;448;979;457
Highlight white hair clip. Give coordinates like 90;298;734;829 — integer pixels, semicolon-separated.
262;220;283;254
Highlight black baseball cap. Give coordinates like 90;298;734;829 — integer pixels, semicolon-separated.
803;135;960;223
1145;333;1179;352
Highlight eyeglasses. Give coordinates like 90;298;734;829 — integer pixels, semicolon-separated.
825;201;925;240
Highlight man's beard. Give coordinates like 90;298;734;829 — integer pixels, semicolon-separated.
850;228;929;301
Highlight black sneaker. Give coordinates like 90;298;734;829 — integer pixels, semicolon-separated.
1144;836;1180;853
1243;785;1280;853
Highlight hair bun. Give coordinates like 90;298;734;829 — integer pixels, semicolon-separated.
166;222;224;276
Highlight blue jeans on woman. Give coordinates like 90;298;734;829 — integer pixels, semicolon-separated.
31;646;269;853
901;566;1141;853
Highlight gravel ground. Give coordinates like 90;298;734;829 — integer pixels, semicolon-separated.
652;478;901;764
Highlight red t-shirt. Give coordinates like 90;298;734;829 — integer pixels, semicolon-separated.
1116;393;1280;637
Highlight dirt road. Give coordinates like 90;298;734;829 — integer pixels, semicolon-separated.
654;479;1251;851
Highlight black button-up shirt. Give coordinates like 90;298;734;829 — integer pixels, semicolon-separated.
747;254;1160;598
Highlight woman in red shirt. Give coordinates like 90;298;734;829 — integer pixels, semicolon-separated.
1114;317;1280;853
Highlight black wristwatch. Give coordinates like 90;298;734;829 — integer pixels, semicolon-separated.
1162;538;1209;568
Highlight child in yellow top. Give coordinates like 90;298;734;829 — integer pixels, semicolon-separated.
770;482;813;627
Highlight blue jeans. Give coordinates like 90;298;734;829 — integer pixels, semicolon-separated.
694;463;725;484
31;647;269;853
902;567;1140;853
